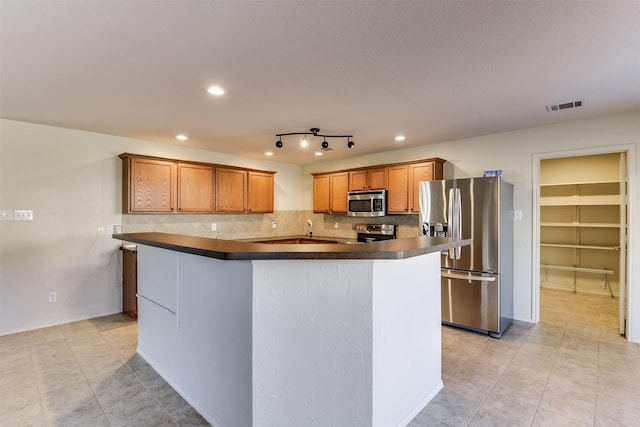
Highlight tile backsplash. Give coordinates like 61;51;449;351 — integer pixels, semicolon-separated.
123;211;421;240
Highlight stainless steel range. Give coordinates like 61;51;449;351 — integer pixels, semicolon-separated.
355;224;396;243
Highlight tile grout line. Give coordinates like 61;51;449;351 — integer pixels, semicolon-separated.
528;302;570;426
28;334;50;427
463;331;529;427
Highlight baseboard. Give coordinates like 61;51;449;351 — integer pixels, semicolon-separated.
394;380;444;427
0;309;124;336
136;349;224;427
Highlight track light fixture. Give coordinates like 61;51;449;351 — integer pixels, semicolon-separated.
274;128;355;151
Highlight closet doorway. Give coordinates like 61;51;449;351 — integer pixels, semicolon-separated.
536;150;629;337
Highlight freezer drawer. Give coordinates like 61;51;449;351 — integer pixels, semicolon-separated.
441;269;500;334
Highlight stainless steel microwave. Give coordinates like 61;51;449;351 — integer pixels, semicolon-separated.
347;190;386;217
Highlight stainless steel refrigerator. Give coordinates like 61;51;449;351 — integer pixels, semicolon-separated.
419;176;513;338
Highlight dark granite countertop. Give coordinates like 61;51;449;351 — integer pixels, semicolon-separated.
239;235;360;244
112;232;470;261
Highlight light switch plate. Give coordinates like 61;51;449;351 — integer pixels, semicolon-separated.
0;210;12;221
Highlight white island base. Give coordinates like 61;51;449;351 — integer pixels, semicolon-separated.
136;245;442;427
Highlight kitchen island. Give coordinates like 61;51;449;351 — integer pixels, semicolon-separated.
113;232;469;427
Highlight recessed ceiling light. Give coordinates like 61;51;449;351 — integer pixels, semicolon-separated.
394;135;406;141
206;86;225;96
176;134;188;141
265;151;274;156
314;152;323;156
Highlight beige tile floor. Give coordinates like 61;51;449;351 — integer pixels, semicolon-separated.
0;313;208;427
410;289;640;426
1;289;639;426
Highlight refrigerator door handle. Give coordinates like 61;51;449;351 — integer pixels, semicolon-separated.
447;188;455;259
441;272;496;282
448;187;462;260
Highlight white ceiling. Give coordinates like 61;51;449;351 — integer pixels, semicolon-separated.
1;1;639;165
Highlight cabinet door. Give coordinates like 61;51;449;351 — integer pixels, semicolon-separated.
313;175;330;213
368;168;387;190
177;163;214;213
330;173;349;213
130;158;176;213
216;168;247;213
349;171;367;191
387;165;408;213
248;171;274;213
408;162;434;213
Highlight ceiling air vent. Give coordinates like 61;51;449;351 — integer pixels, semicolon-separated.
546;100;583;112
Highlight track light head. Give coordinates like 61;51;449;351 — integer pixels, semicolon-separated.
347;140;355;149
322;139;329;149
275;140;283;148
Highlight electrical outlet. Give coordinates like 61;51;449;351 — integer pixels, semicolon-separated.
13;210;33;221
114;225;122;234
97;227;105;236
272;221;277;229
211;223;217;231
106;226;113;234
334;221;339;229
49;292;57;303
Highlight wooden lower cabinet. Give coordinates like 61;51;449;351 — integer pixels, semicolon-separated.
122;247;138;320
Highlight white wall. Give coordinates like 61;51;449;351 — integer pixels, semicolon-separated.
0;119;301;335
302;110;640;341
2;111;639;340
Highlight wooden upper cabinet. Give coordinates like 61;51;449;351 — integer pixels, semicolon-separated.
248;171;274;213
408;162;433;214
349;171;367;191
313;158;445;215
330;173;349;214
386;165;409;213
127;157;176;213
216;168;247;213
120;154;275;214
313;172;347;213
313;174;330;213
368;168;387;190
349;168;387;191
177;163;214;213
